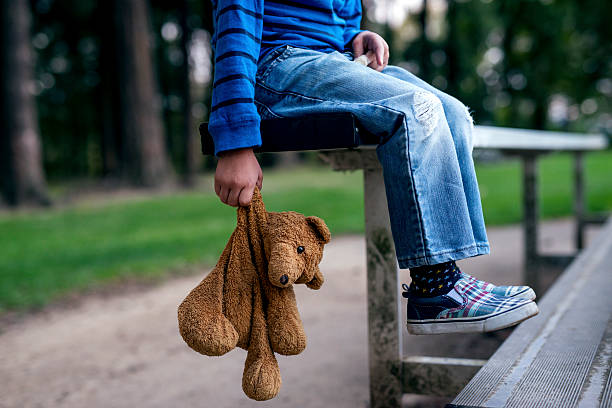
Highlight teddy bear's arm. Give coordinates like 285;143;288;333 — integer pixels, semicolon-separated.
265;285;307;356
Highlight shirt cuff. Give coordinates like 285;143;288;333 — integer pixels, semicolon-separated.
208;118;262;156
344;29;365;51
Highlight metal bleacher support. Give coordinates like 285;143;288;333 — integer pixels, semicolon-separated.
200;113;609;408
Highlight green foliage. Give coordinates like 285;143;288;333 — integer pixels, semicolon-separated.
368;0;611;132
2;152;612;312
29;0;612;178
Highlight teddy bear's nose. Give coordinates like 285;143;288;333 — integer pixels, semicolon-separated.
279;275;289;285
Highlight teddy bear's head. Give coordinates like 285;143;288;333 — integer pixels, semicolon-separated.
265;211;331;289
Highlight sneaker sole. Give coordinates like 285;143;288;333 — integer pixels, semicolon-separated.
406;301;539;335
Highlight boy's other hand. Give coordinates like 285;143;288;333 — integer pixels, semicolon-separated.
215;148;263;207
352;31;389;72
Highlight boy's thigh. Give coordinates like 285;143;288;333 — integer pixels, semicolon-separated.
254;46;426;124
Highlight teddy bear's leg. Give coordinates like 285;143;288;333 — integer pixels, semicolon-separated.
242;284;282;401
177;246;239;356
266;285;307;356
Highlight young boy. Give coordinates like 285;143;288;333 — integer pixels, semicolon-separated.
209;0;539;334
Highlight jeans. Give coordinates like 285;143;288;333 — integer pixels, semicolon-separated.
254;45;490;269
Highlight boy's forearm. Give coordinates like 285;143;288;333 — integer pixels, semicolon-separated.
209;0;264;156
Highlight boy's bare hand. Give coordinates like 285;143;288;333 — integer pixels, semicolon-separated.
352;31;389;72
215;148;263;207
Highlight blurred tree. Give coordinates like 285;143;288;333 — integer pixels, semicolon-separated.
112;0;171;186
179;0;198;185
0;0;49;206
98;0;121;177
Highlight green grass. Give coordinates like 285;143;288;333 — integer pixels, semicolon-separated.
0;167;363;312
476;151;612;225
1;151;611;312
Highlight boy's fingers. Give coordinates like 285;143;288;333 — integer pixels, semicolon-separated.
383;41;390;68
227;187;240;207
238;186;254;207
256;173;263;190
352;35;364;57
376;41;384;66
218;186;229;204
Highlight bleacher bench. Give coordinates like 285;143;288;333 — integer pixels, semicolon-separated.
447;217;612;407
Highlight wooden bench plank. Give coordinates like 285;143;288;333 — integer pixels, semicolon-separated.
473;126;608;152
447;218;612;408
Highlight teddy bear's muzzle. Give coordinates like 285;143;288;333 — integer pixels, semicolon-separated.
268;245;303;288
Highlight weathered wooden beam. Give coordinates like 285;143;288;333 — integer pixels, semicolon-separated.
364;166;403;408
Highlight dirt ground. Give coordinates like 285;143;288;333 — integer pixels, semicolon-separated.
0;219;599;408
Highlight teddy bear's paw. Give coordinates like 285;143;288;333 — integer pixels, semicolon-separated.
242;358;282;401
178;314;239;356
269;323;306;356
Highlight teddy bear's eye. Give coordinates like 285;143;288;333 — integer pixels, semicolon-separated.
297;246;305;254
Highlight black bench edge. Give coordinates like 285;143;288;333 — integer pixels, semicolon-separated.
199;112;376;155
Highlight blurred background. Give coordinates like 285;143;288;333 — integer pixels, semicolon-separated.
0;1;611;406
3;0;611;308
2;0;612;336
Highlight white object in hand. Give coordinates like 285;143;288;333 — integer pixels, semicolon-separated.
354;54;372;66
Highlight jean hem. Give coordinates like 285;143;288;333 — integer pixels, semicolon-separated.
397;243;490;269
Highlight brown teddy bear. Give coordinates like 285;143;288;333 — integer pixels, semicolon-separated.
177;188;331;401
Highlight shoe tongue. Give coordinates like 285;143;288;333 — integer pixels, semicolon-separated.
446;287;463;304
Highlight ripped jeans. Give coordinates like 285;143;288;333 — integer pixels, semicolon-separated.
254;45;490;269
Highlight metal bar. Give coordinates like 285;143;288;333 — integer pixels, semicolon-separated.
582;215;609;225
364;167;403;408
522;155;540;293
402;356;486;397
574;151;586;250
534;255;575;268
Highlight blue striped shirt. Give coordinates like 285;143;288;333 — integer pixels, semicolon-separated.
209;0;363;155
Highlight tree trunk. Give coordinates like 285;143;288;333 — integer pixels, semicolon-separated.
418;0;431;82
179;0;200;186
0;0;49;206
113;0;171;187
98;0;121;178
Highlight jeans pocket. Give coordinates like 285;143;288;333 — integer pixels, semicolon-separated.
256;45;294;86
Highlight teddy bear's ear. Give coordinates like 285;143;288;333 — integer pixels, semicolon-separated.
306;216;331;244
306;266;324;290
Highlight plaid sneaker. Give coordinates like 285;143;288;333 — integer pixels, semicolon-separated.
460;272;536;300
403;277;539;335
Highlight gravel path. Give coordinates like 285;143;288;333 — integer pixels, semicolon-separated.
0;219;599;408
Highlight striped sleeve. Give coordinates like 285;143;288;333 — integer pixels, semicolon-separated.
339;0;364;50
208;0;263;155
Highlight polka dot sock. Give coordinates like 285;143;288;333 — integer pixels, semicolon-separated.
409;261;461;298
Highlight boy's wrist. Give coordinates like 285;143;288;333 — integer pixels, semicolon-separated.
218;147;254;158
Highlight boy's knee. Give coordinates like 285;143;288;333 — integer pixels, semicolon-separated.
413;91;443;137
443;95;474;129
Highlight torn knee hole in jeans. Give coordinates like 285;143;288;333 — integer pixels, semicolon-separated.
464;104;474;129
413;92;442;137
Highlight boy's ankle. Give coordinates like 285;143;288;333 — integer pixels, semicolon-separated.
408;261;461;298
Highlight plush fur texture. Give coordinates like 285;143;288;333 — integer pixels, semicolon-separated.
177;188;330;401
